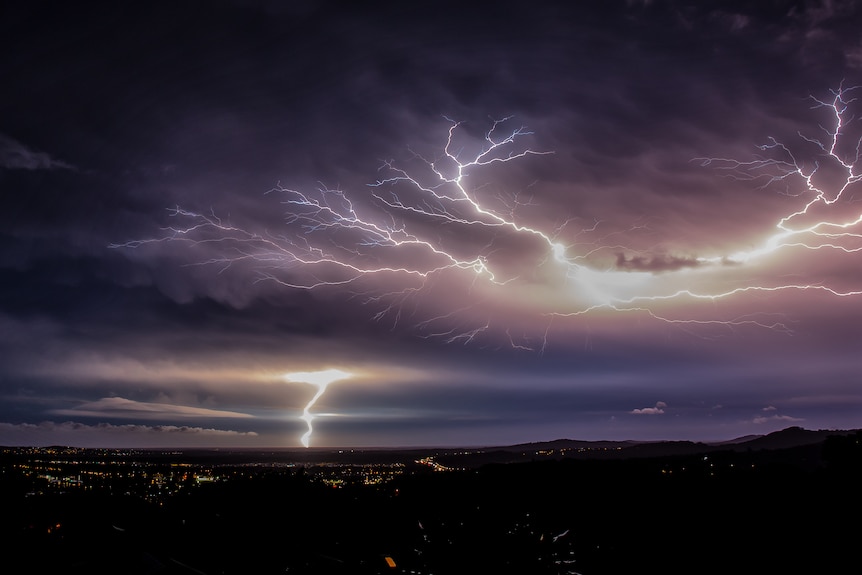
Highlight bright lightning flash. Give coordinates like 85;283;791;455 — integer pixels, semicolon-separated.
283;369;352;447
114;86;862;346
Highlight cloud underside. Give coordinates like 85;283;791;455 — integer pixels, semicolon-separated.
51;397;253;420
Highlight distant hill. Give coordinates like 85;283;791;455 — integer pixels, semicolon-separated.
730;426;849;451
708;433;763;445
517;426;857;454
489;438;640;451
433;426;860;467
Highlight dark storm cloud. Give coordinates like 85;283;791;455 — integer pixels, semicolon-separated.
615;252;700;273
0;135;75;171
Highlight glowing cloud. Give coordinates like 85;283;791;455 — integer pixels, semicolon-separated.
283;369;353;447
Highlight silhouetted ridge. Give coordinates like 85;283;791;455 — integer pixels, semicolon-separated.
737;426;842;451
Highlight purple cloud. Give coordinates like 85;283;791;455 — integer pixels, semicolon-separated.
631;401;667;415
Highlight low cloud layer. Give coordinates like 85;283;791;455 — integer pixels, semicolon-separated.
0;421;258;447
51;397;254;420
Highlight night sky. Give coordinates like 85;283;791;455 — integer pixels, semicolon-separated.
3;0;862;448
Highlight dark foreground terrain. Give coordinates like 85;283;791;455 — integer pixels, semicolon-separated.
2;428;859;574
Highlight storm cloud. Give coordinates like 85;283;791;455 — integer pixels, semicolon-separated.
1;0;861;448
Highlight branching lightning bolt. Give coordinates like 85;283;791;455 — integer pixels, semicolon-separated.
696;84;862;264
114;88;862;348
545;84;862;330
114;118;560;292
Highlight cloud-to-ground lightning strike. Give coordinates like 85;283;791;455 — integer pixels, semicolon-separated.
283;369;352;447
114;88;862;342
